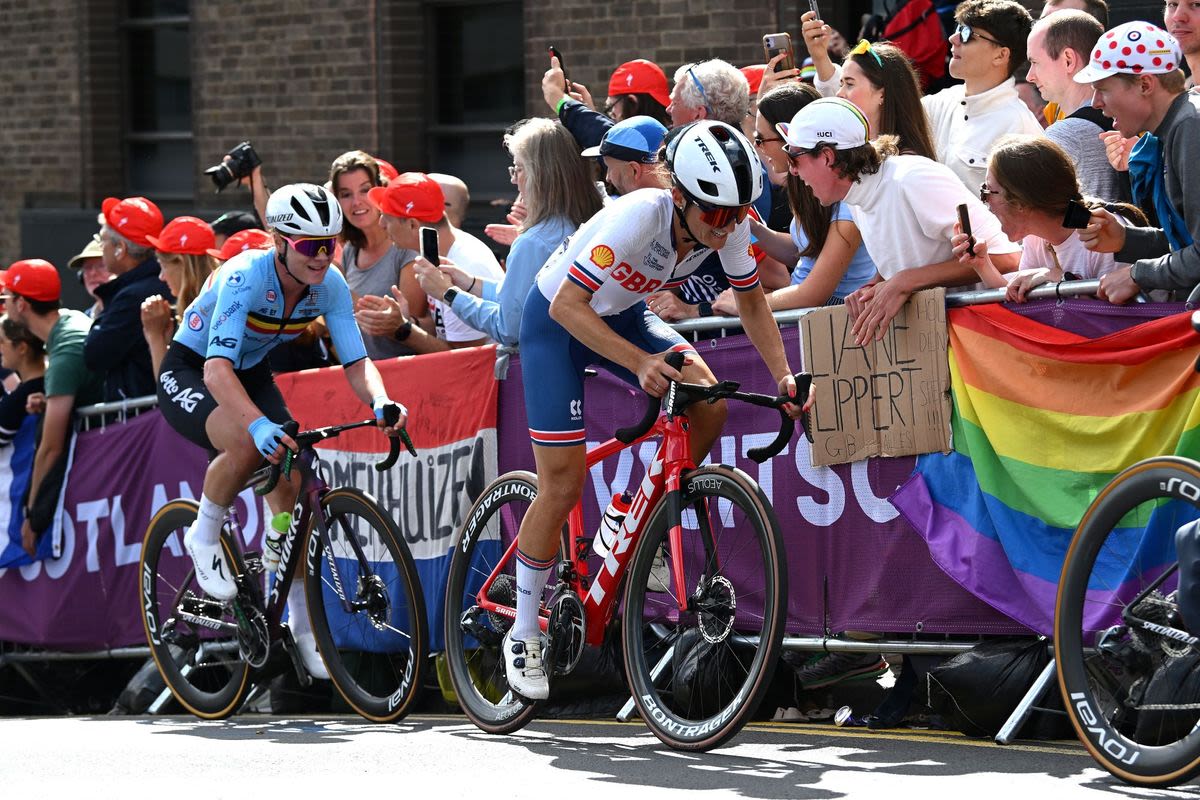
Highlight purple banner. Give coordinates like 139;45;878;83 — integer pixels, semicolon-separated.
499;325;1029;636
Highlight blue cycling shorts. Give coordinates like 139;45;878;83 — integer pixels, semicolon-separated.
518;287;696;447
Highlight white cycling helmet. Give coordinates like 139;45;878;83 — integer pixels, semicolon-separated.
666;121;763;209
265;183;343;237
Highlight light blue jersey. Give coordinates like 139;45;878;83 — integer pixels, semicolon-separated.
173;249;367;370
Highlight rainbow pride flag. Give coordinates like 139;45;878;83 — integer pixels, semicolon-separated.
891;303;1200;635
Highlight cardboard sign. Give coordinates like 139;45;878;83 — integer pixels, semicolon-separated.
800;288;951;466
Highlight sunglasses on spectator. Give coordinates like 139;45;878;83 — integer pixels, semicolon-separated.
687;196;751;228
686;65;714;117
955;23;1004;47
753;132;784;148
849;39;884;68
979;183;1003;204
280;234;337;259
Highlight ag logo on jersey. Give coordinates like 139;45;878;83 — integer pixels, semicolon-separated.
590;245;615;270
187;311;204;331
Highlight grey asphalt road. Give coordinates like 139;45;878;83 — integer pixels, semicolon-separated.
2;714;1195;799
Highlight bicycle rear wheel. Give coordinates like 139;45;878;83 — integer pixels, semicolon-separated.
622;465;787;751
304;487;428;723
140;499;251;719
444;471;560;734
1055;456;1200;787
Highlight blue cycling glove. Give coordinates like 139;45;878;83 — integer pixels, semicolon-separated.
248;415;287;458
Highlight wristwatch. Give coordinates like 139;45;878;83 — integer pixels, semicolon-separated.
698;301;713;317
443;287;459;305
393;318;413;342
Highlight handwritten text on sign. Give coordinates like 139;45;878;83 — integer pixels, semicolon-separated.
801;289;951;466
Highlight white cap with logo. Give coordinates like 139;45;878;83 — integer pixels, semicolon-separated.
775;97;872;151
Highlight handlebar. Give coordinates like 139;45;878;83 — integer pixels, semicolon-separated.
614;352;813;464
254;413;418;496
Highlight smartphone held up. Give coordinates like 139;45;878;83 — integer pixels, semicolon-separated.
762;33;796;73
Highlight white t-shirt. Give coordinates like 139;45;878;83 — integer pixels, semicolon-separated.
433;229;504;343
842;154;1020;280
1019;230;1124;279
535;188;759;316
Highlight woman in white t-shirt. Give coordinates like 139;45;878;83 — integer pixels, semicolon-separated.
952;135;1149;301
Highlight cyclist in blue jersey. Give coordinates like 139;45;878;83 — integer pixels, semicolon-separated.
504;121;811;699
156;184;408;678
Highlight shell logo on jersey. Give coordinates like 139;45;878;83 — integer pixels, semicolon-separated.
590;245;615;270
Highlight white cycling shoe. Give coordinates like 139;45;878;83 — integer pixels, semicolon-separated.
503;629;550;700
184;523;237;601
291;630;330;681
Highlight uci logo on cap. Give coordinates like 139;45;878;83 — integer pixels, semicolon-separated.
817;130;834;138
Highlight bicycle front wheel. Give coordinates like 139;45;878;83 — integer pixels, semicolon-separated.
304;487;428;723
140;499;251;719
1055;456;1200;786
623;465;787;751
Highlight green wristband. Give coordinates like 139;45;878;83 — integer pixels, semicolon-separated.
555;97;568;115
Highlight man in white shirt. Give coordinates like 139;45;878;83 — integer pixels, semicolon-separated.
1026;10;1124;201
777;97;1021;344
921;0;1044;191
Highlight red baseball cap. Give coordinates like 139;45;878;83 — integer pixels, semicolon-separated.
741;64;767;97
207;228;274;261
375;157;400;183
146;216;216;256
367;172;445;223
608;60;671;108
5;259;62;302
102;196;165;248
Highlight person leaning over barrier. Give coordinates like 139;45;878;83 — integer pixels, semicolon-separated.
1072;22;1200;303
779;97;1021;344
952;134;1148;301
414;118;603;347
3;259;103;556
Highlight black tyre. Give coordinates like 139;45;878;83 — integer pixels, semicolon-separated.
444;471;561;734
140;499;251;719
304;487;428;723
623;465;787;751
1055;456;1200;786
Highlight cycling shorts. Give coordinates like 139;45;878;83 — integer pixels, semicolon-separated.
156;343;292;457
517;286;696;447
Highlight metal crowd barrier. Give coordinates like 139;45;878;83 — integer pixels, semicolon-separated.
37;282;1101;731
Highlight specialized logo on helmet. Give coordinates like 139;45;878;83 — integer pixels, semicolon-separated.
266;213;295;224
626;73;634;86
590;245;615;269
694;137;722;173
405;201;415;215
187;311;203;331
179;234;188;247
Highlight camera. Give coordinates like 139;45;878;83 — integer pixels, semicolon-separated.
204;141;262;193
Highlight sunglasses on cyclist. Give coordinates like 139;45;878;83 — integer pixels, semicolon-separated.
687;197;751;228
280;234;337;259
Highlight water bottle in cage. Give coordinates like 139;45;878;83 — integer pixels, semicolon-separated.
592;492;632;559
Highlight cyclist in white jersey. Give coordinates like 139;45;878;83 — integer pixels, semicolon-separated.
505;121;809;699
156;184;409;679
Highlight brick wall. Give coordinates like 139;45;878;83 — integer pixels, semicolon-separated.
0;0;85;262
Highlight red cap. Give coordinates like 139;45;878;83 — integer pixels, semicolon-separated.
5;259;62;302
741;64;767;97
367;173;445;223
608;59;671;108
146;216;216;256
101;196;165;248
207;228;274;261
375;157;399;183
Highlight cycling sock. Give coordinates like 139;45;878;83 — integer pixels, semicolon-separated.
287;578;311;639
190;494;228;547
513;548;556;641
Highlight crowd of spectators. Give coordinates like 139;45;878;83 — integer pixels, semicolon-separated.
4;0;1200;719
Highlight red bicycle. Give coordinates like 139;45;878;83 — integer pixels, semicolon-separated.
444;356;809;750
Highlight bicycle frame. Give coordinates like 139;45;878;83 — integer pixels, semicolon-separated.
233;448;385;635
471;411;697;648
